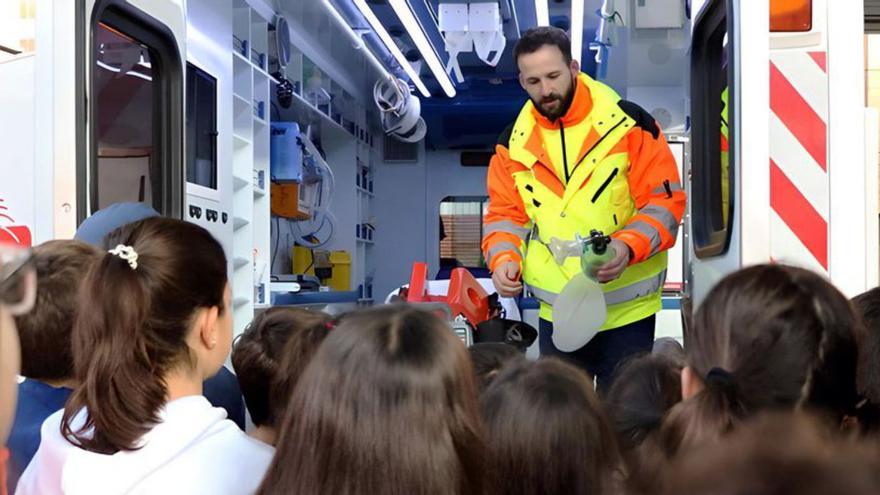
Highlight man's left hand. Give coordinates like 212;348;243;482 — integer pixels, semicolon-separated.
595;239;632;283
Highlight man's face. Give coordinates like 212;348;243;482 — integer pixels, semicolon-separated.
517;45;579;121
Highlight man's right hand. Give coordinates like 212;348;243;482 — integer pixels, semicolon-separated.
492;261;523;297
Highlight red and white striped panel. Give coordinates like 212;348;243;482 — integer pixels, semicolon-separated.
769;51;828;273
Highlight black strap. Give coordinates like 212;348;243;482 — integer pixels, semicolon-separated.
618;100;660;139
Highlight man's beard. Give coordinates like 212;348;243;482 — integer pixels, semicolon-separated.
532;75;577;121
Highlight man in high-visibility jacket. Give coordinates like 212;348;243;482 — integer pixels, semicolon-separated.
482;27;686;392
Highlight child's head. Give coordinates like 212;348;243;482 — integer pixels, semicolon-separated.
607;353;682;451
652;337;685;365
605;353;682;493
666;264;861;455
468;342;524;391
852;288;880;430
258;305;485;495
481;358;619;495
62;217;229;454
231;307;332;430
13;240;101;383
663;412;880;495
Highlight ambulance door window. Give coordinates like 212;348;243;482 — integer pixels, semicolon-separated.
89;5;182;219
94;23;159;211
691;0;734;258
439;197;490;275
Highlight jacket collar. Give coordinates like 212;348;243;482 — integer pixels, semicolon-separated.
530;72;594;130
507;73;596;170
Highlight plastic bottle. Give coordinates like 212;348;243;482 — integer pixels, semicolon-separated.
580;230;615;280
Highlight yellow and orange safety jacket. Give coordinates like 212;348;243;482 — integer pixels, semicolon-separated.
482;73;686;329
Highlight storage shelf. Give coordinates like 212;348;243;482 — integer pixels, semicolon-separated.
253;63;271;79
234;49;278;84
233;134;251;149
231;9;374;336
233;216;250;230
233;174;249;190
233;50;250;65
233;93;250;108
231;2;274;348
290;90;348;135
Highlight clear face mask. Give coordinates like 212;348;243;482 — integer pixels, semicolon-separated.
548;231;614;352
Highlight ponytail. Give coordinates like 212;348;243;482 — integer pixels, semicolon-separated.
659;367;745;459
62;252;166;453
61;218;227;454
671;264;861;451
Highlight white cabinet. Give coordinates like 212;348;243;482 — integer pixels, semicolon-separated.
231;0;272;334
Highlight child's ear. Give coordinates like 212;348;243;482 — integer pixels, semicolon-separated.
196;306;221;350
681;366;705;400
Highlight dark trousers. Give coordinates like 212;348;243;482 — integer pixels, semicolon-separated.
539;315;656;395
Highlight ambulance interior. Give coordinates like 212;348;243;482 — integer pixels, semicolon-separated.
4;0;871;348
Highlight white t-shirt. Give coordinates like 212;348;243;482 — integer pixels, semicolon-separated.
16;395;273;494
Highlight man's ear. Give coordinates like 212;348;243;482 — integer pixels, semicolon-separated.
518;72;527;90
570;59;580;76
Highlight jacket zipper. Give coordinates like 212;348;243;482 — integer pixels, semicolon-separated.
560;121;571;184
591;168;619;203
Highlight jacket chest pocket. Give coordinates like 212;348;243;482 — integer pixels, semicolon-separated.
514;173;554;218
610;180;630;207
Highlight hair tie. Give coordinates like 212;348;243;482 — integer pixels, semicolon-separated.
108;244;138;270
706;367;735;388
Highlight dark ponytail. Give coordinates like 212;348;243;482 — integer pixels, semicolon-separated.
659;368;746;458
62;217;227;454
663;265;861;456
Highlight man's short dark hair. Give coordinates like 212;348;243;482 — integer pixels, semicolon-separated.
14;240;102;381
513;26;572;65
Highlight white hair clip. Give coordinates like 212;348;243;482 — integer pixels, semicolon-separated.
108;244;139;270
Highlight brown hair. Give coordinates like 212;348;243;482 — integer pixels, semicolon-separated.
480;358;619;495
662;264;862;456
513;26;572;64
231;307;332;427
605;353;682;493
13;240;101;381
851;288;880;434
468;342;525;392
257;305;485;495
61;217;227;454
662;412;880;495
